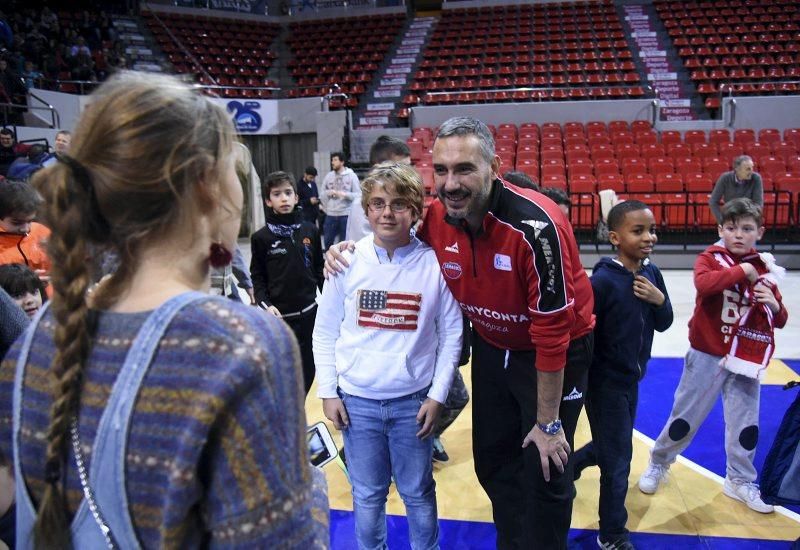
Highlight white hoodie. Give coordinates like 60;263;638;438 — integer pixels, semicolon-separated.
313;235;462;403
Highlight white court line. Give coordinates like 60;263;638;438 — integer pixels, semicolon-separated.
633;430;800;524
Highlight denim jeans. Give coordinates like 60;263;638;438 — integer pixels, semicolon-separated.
323;215;348;249
339;388;439;550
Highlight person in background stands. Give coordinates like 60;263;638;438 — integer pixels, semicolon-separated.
298;166;321;226
709;155;763;224
320;151;359;248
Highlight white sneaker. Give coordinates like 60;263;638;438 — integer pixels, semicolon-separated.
638;462;669;494
723;478;774;514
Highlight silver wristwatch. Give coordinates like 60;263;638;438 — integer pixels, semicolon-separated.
537;418;562;435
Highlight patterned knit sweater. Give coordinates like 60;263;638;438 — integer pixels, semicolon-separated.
0;297;329;549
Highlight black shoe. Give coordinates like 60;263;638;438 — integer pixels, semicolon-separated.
432;437;449;463
597;535;635;549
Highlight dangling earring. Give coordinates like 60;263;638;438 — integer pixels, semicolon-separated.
209;242;233;268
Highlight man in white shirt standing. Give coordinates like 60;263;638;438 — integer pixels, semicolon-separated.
320;151;360;248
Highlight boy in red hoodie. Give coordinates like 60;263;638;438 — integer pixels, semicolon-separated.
638;198;788;513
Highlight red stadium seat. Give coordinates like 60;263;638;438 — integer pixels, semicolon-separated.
775;173;800;194
656;172;684;192
541;173;567;190
684;130;707;145
759;157;787;181
704;158;728;181
625;173;655;193
649;157;675;177
784;128;800;149
663;193;691;230
733;129;756;145
709;129;731;145
570;193;598;230
660;131;682;145
640;143;666;159
758;129;782;147
685;172;713;192
693;193;718;229
772;143;798;163
762;191;791;228
746;143;771;161
568;173;597;194
597;172;625;192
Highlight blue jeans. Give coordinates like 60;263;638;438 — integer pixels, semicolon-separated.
340;388;439;550
323;215;348;248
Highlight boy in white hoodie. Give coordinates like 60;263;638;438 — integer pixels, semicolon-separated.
313;162;462;550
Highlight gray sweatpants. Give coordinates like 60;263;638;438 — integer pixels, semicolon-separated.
650;347;761;483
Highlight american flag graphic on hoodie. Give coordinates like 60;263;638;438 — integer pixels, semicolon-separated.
357;289;422;331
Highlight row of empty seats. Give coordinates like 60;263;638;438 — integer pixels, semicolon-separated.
406;124;800;195
413;0;641;105
654;0;800;109
142;10;280;95
527;191;798;232
284;14;405;103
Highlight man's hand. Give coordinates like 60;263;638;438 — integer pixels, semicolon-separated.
753;281;780;314
633;275;665;306
522;425;570;482
328;190;340;199
322;397;349;430
415;398;443;439
323;240;356;279
311;197;320;205
245;287;256;305
741;262;759;283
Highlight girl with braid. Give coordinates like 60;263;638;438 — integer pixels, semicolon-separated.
0;72;328;549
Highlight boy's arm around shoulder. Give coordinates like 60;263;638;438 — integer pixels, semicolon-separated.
650;264;674;332
429;271;463;405
312;255;351;399
693;250;749;297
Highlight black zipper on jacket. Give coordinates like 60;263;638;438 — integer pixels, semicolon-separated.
467;230;477;278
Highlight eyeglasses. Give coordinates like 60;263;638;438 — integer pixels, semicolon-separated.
367;199;411;213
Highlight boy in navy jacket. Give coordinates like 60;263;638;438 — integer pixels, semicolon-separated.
573;200;673;549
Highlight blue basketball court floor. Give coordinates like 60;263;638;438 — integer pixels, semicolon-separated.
305;269;800;549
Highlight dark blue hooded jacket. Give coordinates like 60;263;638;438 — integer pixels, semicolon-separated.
590;257;673;386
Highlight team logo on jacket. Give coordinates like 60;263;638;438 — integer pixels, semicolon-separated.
357;289;421;331
445;241;460;253
562;387;583;401
442;261;463;279
494;254;512;271
522;219;549;240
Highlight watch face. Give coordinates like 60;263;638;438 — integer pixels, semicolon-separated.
539;419;562;435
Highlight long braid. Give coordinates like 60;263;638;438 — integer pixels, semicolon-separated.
23;71;236;547
33;163;96;549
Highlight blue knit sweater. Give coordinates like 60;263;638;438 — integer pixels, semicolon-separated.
0;296;328;549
